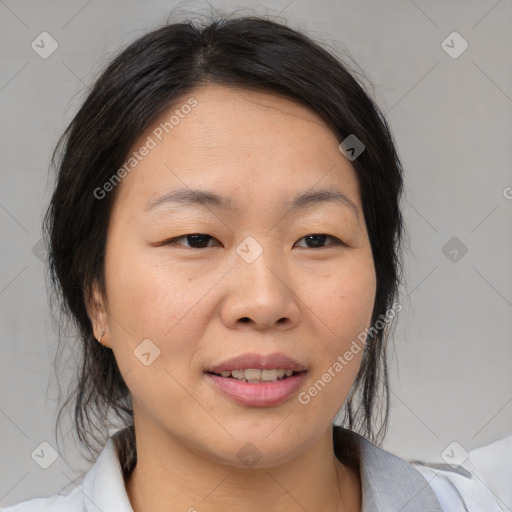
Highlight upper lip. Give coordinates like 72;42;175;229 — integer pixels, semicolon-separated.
205;353;307;374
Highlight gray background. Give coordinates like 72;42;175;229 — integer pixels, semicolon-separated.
1;0;511;506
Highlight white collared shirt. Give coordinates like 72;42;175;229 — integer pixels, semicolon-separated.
2;428;510;511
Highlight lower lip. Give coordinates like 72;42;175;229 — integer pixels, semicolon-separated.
205;372;307;407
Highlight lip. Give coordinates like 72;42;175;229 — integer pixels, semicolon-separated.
204;352;308;407
205;352;307;373
205;371;307;407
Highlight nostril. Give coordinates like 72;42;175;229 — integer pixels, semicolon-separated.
240;317;250;323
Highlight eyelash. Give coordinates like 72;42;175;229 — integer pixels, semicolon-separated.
160;233;346;250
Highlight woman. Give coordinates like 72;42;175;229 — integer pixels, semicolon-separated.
2;12;503;512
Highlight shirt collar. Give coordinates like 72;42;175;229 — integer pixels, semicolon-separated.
79;427;443;512
334;426;444;511
81;435;134;512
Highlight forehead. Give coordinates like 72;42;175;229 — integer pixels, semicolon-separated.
112;84;362;216
152;85;336;151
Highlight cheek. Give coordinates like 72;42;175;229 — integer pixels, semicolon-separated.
103;238;210;356
102;245;211;411
307;255;376;349
338;262;376;333
298;258;375;417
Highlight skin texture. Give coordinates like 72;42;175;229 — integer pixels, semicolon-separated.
88;84;376;512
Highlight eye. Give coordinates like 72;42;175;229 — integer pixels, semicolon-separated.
161;234;219;249
160;233;345;250
294;234;345;249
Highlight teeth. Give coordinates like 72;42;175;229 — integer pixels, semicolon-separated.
261;369;284;381
216;368;298;382
244;369;262;380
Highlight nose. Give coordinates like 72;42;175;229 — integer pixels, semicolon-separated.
220;245;301;331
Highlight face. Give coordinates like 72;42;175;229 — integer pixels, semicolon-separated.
90;84;376;467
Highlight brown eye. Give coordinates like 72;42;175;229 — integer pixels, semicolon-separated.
162;234;219;249
294;234;345;249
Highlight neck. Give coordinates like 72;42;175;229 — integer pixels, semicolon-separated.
124;423;361;512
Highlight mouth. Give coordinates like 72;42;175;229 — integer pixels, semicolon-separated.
206;368;306;383
204;353;308;407
205;352;307;375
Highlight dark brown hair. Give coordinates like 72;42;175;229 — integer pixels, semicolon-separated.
45;10;404;476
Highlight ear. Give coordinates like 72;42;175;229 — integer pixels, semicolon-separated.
86;281;111;347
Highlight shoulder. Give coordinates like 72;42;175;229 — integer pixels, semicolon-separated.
1;434;132;512
334;427;445;511
411;434;512;512
335;428;512;512
0;486;84;512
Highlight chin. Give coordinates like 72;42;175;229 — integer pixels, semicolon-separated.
195;424;314;469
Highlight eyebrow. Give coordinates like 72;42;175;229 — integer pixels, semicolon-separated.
145;186;359;218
